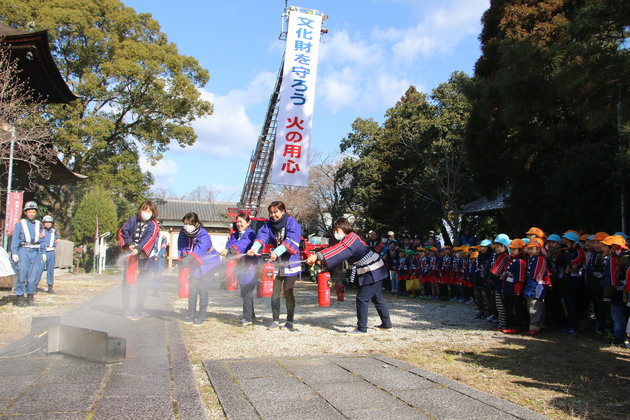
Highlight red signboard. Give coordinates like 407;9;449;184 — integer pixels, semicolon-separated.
5;192;23;236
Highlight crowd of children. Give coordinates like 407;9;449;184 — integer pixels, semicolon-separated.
378;228;630;348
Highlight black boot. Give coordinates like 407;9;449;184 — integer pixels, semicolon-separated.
15;295;27;307
47;285;55;294
26;294;35;306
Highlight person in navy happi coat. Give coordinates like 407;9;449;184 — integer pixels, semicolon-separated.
178;212;220;326
221;212;257;325
118;200;160;319
307;217;392;334
247;201;302;330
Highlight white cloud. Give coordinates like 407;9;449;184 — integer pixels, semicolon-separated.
386;0;488;61
314;1;487;115
183;71;276;158
140;157;178;185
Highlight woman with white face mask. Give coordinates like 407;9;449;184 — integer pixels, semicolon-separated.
306;217;392;334
178;212;221;326
118;200;160;320
220;212;257;326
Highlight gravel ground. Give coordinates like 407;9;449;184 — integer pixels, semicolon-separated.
176;278;498;361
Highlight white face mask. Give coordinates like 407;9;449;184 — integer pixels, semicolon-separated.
183;224;196;233
334;231;345;241
140;211;152;221
382;238;387;243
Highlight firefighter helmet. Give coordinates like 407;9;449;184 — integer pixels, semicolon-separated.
23;201;38;211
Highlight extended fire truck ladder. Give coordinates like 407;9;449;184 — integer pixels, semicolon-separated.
237;60;283;217
238;5;327;217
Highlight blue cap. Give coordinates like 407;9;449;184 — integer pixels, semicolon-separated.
479;239;492;247
522;238;530;245
494;233;511;247
614;232;628;240
547;234;561;242
588;235;595;240
562;232;580;243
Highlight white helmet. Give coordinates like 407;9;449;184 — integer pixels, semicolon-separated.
23;201;38;211
42;215;54;223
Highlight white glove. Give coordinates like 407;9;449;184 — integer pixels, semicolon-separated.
11;254;19;263
42;254;47;263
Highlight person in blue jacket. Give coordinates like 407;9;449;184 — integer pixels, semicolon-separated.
38;215;59;294
220;212;257;326
306;217;392;334
178;212;220;326
10;201;46;307
118;200;160;320
247;201;302;330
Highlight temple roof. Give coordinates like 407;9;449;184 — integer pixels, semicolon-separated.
0;22;78;104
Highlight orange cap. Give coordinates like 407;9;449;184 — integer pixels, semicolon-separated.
592;232;609;241
461;245;470;253
526;227;544;237
509;239;526;249
526;238;545;248
471;251;479;258
606;235;629;250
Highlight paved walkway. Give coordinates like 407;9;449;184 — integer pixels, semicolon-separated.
0;279;206;419
205;354;549;420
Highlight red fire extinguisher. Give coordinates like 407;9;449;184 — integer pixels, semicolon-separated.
336;281;345;302
225;259;238;291
179;266;190;298
258;262;275;298
317;271;331;307
125;254;139;285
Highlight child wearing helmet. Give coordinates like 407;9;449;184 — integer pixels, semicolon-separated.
560;231;586;334
10;201;46;307
396;249;408;296
488;234;511;329
544;233;567;330
523;238;551;335
38;215;58;294
473;240;493;318
501;239;527;334
427;247;440;300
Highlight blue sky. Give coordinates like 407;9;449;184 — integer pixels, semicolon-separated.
124;0;489;202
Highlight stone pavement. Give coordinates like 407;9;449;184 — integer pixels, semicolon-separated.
204;354;550;420
0;278;206;419
0;274;551;420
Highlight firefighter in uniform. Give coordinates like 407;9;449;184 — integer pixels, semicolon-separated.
10;201;46;307
39;215;59;294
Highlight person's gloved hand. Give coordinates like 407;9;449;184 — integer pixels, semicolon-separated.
42;254;47;263
11;254;19;263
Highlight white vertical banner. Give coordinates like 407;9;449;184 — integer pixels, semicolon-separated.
270;9;323;187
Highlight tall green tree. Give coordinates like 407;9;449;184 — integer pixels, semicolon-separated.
466;0;630;233
0;0;213;236
72;187;118;245
338;73;475;241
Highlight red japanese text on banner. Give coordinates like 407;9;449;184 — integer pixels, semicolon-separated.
5;191;23;236
270;9;323;187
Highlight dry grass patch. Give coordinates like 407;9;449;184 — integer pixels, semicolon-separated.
0;273;118;347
